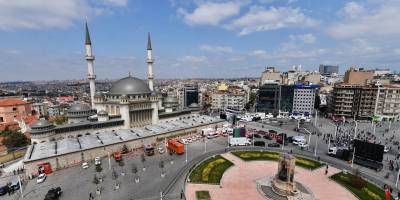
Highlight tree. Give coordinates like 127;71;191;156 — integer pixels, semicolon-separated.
245;92;257;111
53;116;67;125
2;132;29;148
96;164;103;173
121;144;129;154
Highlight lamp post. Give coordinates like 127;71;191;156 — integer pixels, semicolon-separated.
354;120;358;140
351;146;356;168
108;152;111;170
185;143;188;163
303;128;312;150
396;161;400;187
328;122;337;150
314;109;318;127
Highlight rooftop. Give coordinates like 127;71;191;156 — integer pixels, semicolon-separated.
24;115;224;162
0;98;30;107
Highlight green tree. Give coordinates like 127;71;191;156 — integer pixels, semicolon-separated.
245;92;257;111
53;116;67;125
1;130;29;148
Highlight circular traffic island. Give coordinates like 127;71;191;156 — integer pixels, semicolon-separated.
185;150;373;200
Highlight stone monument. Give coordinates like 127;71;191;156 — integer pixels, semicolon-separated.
272;153;297;196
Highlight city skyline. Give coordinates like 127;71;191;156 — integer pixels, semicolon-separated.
1;0;400;81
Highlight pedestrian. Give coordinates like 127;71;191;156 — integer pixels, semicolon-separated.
325;165;329;175
89;192;93;199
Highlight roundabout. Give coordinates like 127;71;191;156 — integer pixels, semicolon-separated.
185;151;358;200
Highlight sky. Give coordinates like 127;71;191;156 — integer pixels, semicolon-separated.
0;0;400;81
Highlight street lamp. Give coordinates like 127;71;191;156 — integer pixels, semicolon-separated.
353;120;358;140
185;143;188;163
327;122;337;151
303;128;312;150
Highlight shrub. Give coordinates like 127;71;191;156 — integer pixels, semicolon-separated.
96;165;103;173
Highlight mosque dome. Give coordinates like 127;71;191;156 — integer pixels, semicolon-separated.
31;119;54;129
109;76;151;95
68;104;91;113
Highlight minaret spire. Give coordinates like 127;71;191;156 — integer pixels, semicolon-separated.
85;22;91;45
147;32;154;92
85;22;96;108
147;32;152;50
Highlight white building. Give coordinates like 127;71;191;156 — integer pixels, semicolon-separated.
292;84;320;115
211;92;246;111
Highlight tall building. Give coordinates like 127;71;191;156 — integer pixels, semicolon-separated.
256;82;280;114
331;84;362;118
211;92;245;111
260;67;281;84
331;83;400;119
344;67;374;85
256;83;295;114
280;85;294;113
319;65;339;76
292;84;319;115
184;85;199;108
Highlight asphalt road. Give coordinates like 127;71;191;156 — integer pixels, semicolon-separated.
3;118;400;200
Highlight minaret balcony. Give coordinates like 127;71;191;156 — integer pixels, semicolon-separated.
87;74;96;79
86;55;95;60
146;59;154;63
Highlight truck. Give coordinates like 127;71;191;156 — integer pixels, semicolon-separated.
167;139;185;155
229;137;251;146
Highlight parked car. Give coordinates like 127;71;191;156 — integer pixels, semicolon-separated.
82;162;89;169
158;147;165;154
298;142;309;148
95;157;101;165
10;180;20;191
0;186;9;196
384;146;390;153
44;187;62;200
37;173;47;184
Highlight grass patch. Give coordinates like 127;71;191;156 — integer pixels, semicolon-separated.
331;172;394;200
196;190;211;200
0;149;26;163
189;155;233;184
231;151;324;170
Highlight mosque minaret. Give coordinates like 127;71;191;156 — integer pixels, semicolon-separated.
146;32;154;92
85;22;96;108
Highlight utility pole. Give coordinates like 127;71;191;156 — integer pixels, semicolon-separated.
351;147;356;168
314;109;318;127
354;120;358;140
18;175;23;200
185;144;188;163
314;135;318;157
108;152;111;170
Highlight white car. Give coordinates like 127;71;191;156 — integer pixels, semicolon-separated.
37;173;46;184
95;157;101;165
158;147;165;154
82;162;89;169
384;146;390;153
298;142;309;148
181;139;188;144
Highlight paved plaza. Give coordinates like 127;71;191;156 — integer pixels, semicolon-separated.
185;152;356;200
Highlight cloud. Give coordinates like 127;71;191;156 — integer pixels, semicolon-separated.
0;0;127;30
228;6;318;35
200;44;233;53
102;0;128;6
289;33;316;44
249;49;269;59
178;2;241;26
394;48;400;55
177;55;208;62
328;1;400;39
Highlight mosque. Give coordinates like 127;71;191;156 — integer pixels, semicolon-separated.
28;23;198;143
